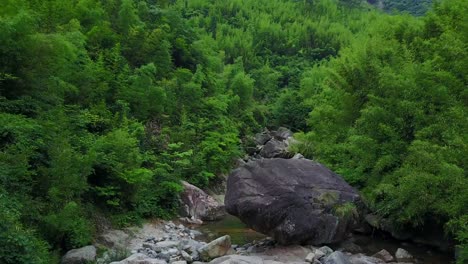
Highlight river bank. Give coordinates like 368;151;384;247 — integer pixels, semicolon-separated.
60;216;453;264
196;215;453;264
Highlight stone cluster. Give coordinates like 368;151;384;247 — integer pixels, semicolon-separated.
62;220;416;264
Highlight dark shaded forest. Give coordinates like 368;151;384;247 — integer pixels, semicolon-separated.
0;0;466;263
368;0;433;16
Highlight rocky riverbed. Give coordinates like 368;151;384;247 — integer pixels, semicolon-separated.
61;218;451;264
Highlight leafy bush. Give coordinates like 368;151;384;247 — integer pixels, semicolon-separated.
0;193;52;264
41;202;93;250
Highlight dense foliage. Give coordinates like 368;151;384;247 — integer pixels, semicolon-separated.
296;0;467;260
0;0;466;263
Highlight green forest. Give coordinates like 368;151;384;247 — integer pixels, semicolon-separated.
0;0;466;263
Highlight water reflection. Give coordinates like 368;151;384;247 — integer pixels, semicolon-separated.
195;214;265;245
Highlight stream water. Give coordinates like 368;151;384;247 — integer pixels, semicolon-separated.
196;215;454;264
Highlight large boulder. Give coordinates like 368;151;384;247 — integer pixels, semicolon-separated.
180;181;226;221
61;245;96;264
225;158;361;245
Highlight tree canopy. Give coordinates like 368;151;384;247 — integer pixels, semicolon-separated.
0;0;466;263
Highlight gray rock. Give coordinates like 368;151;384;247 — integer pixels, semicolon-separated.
191;250;200;261
225;158;361;245
293;153;305;159
372;249;394;263
156;241;180;249
318;246;334;257
180;217;204;225
191;230;203;237
168;248;179;256
61;245;96;264
252;245;312;263
365;216;450;250
171;261;187;264
395;248;413;262
273;127;293;140
180;181;226;221
259;138;289;158
315;249;326;259
255;131;272;145
365;214;380;229
349;254;385;264
182;238;205;253
198;235;232;261
181;250;193;262
323;251;352;264
305;252;316;263
159;251;171;262
339;241;363;253
143;243;156;250
225;159;360;244
209;255;264;264
98;230;130;250
110;253;167;264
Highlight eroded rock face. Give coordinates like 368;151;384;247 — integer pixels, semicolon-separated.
180;181;226;221
225;158;361;245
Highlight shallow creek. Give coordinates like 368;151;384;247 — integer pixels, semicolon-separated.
195;214;454;264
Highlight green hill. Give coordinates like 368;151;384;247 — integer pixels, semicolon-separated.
0;0;466;263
